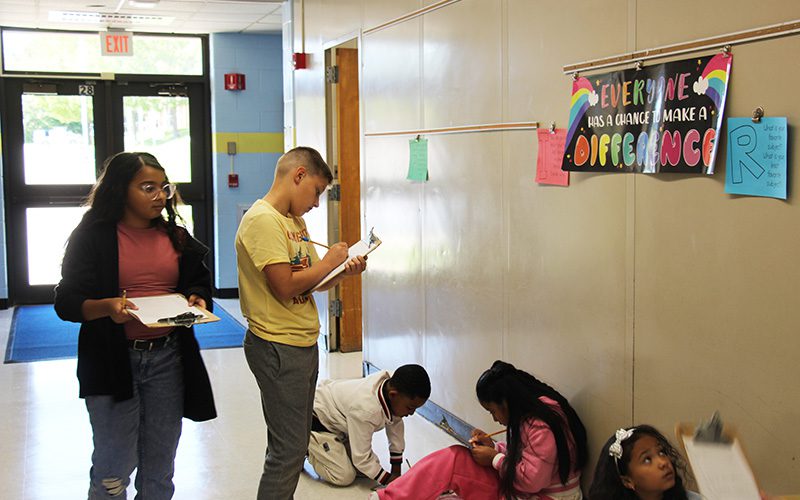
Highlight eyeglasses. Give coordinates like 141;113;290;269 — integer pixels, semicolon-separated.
139;183;177;200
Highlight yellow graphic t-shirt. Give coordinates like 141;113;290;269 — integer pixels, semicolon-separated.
235;199;322;347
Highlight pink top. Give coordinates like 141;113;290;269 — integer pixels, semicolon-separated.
492;396;580;496
118;223;180;340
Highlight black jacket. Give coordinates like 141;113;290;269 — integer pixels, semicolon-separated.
54;220;217;422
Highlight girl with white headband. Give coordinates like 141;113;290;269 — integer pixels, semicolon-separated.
588;425;701;500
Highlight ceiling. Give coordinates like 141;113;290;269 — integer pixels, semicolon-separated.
0;0;284;35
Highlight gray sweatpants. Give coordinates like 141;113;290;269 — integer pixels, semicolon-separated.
243;330;319;500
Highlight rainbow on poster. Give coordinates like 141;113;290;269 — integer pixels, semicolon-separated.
562;53;733;174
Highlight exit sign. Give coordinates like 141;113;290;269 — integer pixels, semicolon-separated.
100;31;133;56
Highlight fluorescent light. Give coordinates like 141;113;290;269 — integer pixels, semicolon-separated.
128;0;160;8
48;10;174;27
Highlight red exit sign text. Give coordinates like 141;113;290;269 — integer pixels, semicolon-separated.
100;31;133;56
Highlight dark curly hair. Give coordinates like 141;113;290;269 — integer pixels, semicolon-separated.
78;152;186;251
476;360;588;499
588;425;691;500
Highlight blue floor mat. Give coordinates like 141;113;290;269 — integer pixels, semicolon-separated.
5;300;245;363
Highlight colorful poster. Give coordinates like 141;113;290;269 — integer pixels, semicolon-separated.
725;117;787;199
407;137;429;181
536;128;569;186
562;54;732;174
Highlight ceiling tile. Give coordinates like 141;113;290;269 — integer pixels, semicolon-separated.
0;0;282;34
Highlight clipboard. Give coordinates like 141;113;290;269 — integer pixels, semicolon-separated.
126;293;220;328
675;421;761;500
309;229;382;292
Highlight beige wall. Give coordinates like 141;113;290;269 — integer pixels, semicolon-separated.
291;0;800;492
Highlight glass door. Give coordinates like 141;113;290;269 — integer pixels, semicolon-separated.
111;82;209;245
3;79;208;304
3;79;109;303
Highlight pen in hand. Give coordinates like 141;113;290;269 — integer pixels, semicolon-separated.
121;289;127;313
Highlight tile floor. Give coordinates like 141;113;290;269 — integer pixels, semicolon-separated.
0;300;458;499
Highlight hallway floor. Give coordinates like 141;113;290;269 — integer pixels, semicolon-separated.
0;300;458;499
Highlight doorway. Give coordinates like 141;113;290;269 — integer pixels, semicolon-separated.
2;78;209;304
325;40;362;353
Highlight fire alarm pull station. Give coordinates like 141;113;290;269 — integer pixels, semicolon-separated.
224;73;245;90
292;53;308;70
227;141;239;188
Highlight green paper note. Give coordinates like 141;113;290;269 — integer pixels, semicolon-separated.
407;138;429;181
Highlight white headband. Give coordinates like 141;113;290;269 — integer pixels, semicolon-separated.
609;427;635;464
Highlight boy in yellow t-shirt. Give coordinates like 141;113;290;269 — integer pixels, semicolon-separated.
235;146;367;500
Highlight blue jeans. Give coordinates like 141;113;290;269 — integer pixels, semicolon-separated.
85;337;184;500
243;331;319;500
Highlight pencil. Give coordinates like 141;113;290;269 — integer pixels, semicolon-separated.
468;428;506;446
486;428;506;438
121;290;127;311
301;236;329;249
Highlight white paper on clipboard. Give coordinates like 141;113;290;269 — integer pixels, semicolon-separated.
681;435;760;500
126;293;218;327
310;232;381;292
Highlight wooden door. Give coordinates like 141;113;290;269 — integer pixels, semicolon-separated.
335;48;362;352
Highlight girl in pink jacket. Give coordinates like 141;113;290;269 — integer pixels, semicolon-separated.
372;360;588;500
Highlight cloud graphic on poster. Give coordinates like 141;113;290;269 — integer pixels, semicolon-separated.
693;76;709;95
588;91;599;106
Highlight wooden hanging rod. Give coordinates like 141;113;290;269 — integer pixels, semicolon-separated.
564;19;800;74
364;121;540;138
364;0;462;36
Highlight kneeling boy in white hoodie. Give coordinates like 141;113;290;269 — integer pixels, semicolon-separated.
308;364;431;487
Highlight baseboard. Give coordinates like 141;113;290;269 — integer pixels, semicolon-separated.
363;360;473;445
213;287;239;299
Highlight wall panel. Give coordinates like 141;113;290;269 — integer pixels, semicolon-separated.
362;20;422;133
504;130;632;460
314;0;363;45
362;136;426;368
506;0;629;124
636;0;800;48
422;132;506;425
363;0;422;30
423;0;502;128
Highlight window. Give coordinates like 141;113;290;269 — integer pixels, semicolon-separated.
2;29;203;75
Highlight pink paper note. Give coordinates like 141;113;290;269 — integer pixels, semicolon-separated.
536;128;569;186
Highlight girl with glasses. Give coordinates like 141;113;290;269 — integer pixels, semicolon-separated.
55;152;216;499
